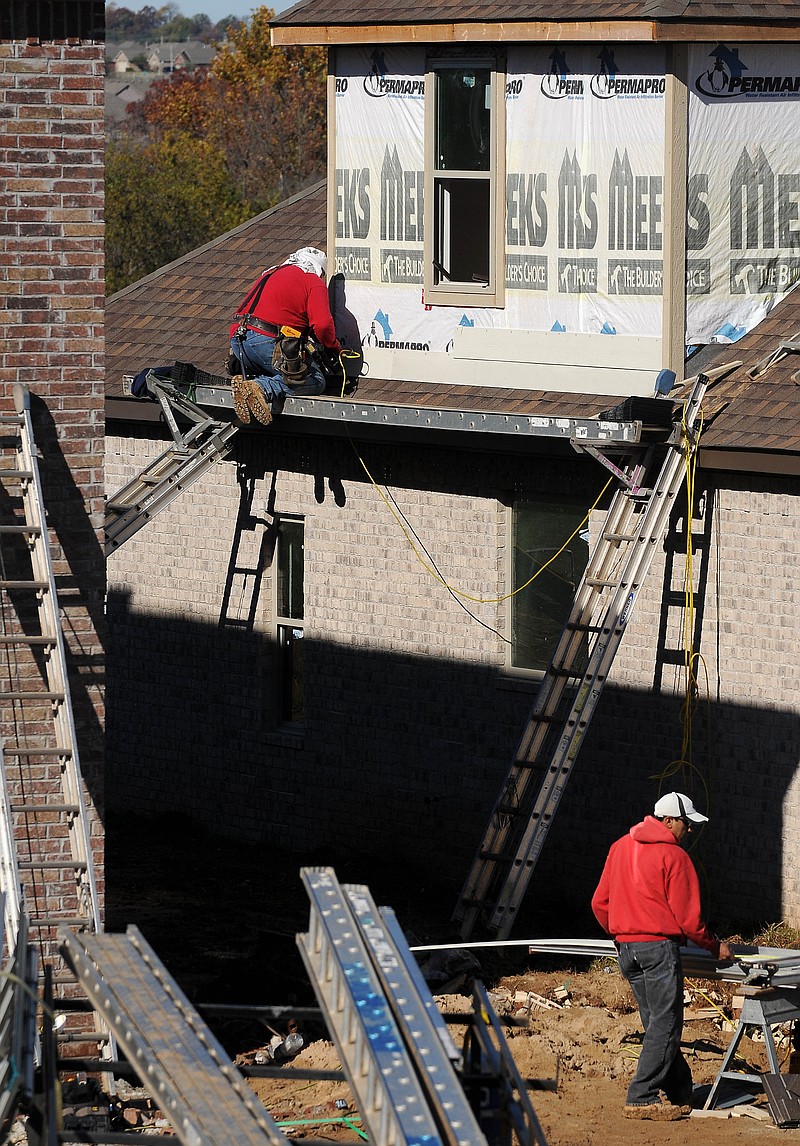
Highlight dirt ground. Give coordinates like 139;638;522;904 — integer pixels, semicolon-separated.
238;966;786;1145
102;813;794;1144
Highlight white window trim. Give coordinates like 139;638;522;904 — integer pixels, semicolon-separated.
423;53;506;308
274;514;305;729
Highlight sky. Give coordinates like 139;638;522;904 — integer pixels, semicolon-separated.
108;0;295;25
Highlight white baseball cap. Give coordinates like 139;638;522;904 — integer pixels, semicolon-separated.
654;792;708;823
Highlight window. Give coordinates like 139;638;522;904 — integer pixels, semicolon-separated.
425;56;505;306
510;498;590;673
275;517;305;725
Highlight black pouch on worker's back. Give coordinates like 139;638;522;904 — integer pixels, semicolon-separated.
272;333;309;386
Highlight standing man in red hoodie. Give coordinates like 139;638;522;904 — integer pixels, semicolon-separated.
591;792;733;1121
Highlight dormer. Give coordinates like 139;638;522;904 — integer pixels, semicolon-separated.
272;3;800;396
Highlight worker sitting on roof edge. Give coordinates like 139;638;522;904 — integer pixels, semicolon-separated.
591;791;733;1122
228;247;342;427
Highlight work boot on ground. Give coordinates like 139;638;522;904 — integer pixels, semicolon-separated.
623;1101;686;1121
231;376;250;423
245;379;273;426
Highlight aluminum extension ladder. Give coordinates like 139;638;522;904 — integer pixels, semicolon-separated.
105;372;239;556
298;866;546;1146
0;384;102;963
454;369;732;940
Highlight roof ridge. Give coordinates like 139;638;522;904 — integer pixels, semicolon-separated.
106;180;326;303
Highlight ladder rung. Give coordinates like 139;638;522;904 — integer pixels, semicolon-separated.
0;415;23;426
495;804;525;817
602;531;636;542
0;579;49;590
585;577;620;588
1;691;64;701
19;860;88;871
30;916;91;928
56;1032;111;1044
657;649;686;665
0;635;57;645
5;746;72;757
0;469;33;481
105;502;134;513
10;803;79;813
0;525;41;535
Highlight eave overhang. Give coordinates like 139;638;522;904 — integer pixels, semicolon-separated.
106;392;800;478
271;20;800;46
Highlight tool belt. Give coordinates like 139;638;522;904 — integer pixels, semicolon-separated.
234;315;281;338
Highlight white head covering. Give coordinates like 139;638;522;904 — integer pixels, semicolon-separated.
283;246;328;279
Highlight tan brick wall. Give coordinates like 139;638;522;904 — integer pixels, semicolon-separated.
0;38;105;915
106;426;800;929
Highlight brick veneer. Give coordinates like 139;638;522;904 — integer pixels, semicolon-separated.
106;423;800;929
0;33;105;915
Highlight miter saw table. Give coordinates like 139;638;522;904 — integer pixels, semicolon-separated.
704;951;800;1110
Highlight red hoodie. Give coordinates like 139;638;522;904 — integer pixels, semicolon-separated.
591;816;720;956
230;264;340;350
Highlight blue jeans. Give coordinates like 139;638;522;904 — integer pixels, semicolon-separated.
230;330;326;399
618;939;693;1107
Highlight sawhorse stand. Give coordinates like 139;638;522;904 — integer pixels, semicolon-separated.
704;987;800;1109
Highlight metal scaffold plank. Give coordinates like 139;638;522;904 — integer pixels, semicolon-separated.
60;926;289;1146
343;882;487;1146
297;866;447;1146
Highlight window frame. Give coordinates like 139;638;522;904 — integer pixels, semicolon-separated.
505;495;591;679
423;52;506;308
273;515;306;729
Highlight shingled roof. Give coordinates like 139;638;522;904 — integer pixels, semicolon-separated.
105;181;800;472
271;0;800;39
105;182;328;399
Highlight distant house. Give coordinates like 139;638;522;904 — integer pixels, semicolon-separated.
105;2;800;935
108;39;148;73
105;38;216;75
146;40;216;74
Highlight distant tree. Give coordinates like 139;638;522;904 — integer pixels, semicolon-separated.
160;13;213;40
106;4;167;38
107;4;243;43
212;15;246;39
139;6;326;209
105;5;325;292
106;134;250;294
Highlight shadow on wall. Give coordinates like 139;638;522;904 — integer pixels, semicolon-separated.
105;587;800;935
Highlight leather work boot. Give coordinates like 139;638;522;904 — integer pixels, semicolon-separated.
244;379;273;426
230;376;250;424
622;1101;686;1121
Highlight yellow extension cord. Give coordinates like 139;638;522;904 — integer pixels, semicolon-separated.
335;356;713;804
334;352;612;606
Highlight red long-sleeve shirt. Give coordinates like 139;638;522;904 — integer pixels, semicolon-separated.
230;264;340;350
591;816;720;956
